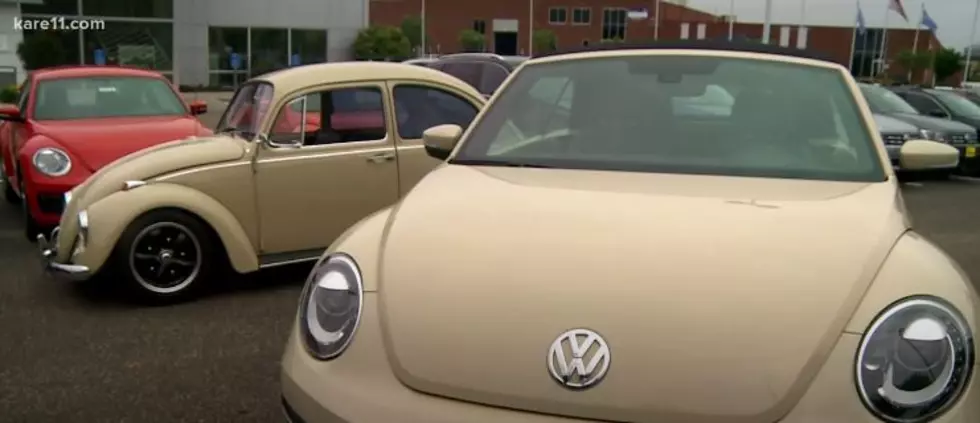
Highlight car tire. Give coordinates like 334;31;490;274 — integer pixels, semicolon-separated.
1;161;18;204
109;209;220;303
21;183;42;242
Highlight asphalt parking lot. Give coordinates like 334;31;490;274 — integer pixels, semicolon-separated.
2;102;980;421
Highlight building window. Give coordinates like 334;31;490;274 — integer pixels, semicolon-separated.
20;29;82;69
473;20;486;34
82;21;173;70
208;26;249;88
601;9;627;41
549;8;568;25
250;28;289;78
291;29;327;66
572;8;591;25
21;0;78;15
82;0;174;19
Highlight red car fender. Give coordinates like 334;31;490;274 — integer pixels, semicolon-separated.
17;135;89;186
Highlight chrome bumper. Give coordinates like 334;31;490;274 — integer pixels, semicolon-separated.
37;227;91;281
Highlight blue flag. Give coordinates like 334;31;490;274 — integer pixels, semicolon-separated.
856;7;867;35
921;8;938;31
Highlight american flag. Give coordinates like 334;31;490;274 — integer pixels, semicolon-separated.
888;0;908;22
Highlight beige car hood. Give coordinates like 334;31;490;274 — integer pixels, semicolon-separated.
378;165;907;422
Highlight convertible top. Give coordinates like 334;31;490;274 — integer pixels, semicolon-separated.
533;40;836;65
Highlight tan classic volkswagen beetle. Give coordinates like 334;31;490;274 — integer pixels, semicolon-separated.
37;62;485;300
280;42;980;422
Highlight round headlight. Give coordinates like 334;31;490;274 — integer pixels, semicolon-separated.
856;296;975;422
299;253;363;360
32;148;71;177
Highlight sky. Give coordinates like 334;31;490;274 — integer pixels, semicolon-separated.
684;0;980;49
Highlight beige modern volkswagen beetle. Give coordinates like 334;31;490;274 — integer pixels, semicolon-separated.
280;43;980;422
36;62;485;301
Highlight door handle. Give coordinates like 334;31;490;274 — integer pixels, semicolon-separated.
366;152;395;164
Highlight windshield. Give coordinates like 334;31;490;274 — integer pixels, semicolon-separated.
931;90;980;118
860;84;920;115
453;55;884;182
216;82;274;139
33;76;186;120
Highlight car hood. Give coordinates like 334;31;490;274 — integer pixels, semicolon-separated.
377;165;908;422
872;113;918;132
32;115;208;172
62;134;246;224
889;112;977;132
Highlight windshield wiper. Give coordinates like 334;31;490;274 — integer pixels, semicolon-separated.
449;158;556;168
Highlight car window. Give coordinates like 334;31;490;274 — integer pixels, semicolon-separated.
931;90;980;119
440;62;483;92
270;86;386;146
216;82;274;139
480;64;510;95
859;85;920;115
392;85;479;139
671;84;734;117
33;76;187;120
901;93;948;117
455;55;884;182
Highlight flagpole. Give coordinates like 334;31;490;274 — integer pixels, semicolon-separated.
727;0;735;40
964;0;980;85
879;4;891;77
420;0;426;56
911;3;921;54
761;0;772;43
849;1;859;73
654;0;661;40
528;0;534;55
798;0;808;48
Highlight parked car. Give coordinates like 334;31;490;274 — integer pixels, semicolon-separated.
0;65;212;240
859;83;975;174
280;43;974;422
36;62;485;301
889;85;980;134
425;53;529;97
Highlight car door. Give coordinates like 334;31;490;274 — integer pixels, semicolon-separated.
253;82;399;256
387;81;483;196
900;92;951;119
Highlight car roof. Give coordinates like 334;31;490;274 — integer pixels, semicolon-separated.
31;65;167;81
530;40;838;67
255;61;484;99
438;53;518;68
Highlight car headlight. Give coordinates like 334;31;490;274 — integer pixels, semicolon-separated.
32;148;71;177
856;296;974;422
919;129;947;142
299;253;363;360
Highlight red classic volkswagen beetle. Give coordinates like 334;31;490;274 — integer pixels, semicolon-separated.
0;66;212;240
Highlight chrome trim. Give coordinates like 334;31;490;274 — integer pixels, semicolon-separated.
63;191;72;205
123;180;146;190
258;256;319;269
78;210;88;230
36;229;91;281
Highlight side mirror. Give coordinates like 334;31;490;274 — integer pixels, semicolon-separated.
189;100;208;115
0;104;24;122
422;124;463;160
927;109;948;118
899;139;960;170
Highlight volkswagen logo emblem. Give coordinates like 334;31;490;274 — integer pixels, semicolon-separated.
547;328;611;390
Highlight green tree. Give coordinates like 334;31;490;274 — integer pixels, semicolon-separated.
533;30;558;54
895;49;931;75
458;29;485;52
400;15;424;52
352;25;412;61
932;47;965;84
16;31;67;70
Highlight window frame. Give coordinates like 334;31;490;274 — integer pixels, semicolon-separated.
390;83;482;141
265;83;389;148
601;8;628;41
548;7;568;25
572;8;592;25
473;20;487;34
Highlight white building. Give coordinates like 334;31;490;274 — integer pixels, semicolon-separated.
3;0;368;87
